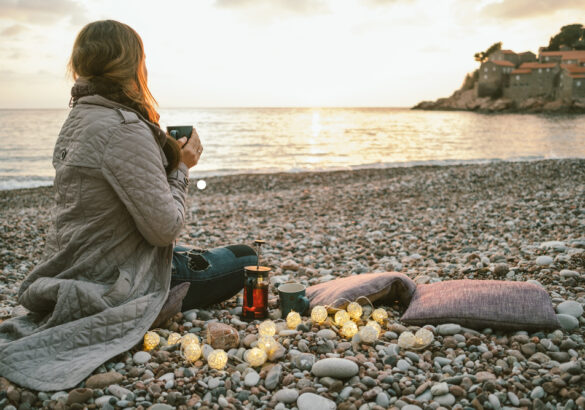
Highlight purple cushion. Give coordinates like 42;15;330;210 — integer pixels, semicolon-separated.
401;279;560;331
306;272;417;311
151;282;190;329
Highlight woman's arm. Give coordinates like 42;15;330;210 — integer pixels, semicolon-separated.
102;123;189;247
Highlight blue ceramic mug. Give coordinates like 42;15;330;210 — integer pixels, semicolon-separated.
277;282;310;318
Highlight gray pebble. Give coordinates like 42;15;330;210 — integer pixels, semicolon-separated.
437;323;461;335
557;314;579;331
557;301;584;318
244;369;260;386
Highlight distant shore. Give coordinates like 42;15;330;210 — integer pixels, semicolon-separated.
412;88;585;114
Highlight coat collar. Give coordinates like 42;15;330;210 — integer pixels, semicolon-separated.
75;95;167;147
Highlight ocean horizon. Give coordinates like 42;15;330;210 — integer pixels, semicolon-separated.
1;107;584;190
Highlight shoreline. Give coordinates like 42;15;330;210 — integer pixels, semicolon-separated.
1;158;584;409
3;155;584;194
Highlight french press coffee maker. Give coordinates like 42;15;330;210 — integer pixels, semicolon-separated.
242;240;271;320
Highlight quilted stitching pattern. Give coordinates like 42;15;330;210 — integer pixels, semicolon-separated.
0;95;188;391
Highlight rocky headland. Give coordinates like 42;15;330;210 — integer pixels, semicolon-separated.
412;88;585;114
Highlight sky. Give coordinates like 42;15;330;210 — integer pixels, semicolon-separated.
0;0;584;108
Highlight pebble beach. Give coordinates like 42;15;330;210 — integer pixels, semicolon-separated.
1;159;584;410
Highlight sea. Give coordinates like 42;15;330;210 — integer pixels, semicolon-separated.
1;107;584;191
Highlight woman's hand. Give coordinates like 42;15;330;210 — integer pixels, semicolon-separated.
177;128;203;168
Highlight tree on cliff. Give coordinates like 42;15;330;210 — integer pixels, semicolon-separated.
474;42;502;63
543;24;585;51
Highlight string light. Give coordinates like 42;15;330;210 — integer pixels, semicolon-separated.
244;348;267;367
286;311;302;329
341;320;358;338
143;331;160;351
208;349;228;370
311;306;328;324
372;308;388;324
257;335;277;352
398;331;416;349
366;321;382;337
167;332;182;346
181;333;199;348
346;302;363;320
414;328;434;347
359;325;379;343
258;320;276;337
334;310;351;327
183;343;202;362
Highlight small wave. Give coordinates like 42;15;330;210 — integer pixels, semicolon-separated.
0;177;53;191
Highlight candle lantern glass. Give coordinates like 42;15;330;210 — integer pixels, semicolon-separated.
243;266;271;320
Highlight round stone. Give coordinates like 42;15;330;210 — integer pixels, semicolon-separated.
132;351;151;364
488;393;501;410
560;269;579;278
317;329;336;340
297;392;336;410
436;323;461;335
430;382;449;396
434;393;456;406
530;386;545;399
376;392;390;407
535;255;553;266
556;314;579;331
557;301;584;318
402;406;423;410
274;388;299;403
311;358;359;379
244;370;260;386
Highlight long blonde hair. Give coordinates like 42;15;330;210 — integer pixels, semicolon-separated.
68;20;180;171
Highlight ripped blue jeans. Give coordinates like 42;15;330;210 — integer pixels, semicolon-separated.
171;244;258;310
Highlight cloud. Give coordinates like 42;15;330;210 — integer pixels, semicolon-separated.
480;0;584;19
214;0;329;15
1;23;27;36
0;0;87;25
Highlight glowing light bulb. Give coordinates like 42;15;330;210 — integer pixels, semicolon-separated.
183;342;202;362
257;335;277;352
347;302;363;320
359;325;379;343
372;308;388;324
167;332;182;346
244;347;267;367
181;333;199;348
311;305;328;324
286;311;302;329
258;320;276;337
341;320;358;338
398;331;416;349
334;310;351;327
414;328;434;347
366;321;382;337
143;331;160;351
208;349;228;370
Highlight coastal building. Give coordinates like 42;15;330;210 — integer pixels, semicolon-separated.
479;48;584;102
539;50;585;66
489;50;536;66
478;60;515;97
558;64;585;100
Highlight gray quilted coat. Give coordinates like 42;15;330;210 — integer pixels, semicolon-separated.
0;95;189;391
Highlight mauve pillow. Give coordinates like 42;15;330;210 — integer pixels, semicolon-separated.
306;272;417;311
401;279;560;331
151;282;191;329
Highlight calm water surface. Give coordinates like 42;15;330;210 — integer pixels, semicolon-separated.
0;107;584;190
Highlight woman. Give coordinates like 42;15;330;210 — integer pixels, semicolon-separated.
0;20;254;391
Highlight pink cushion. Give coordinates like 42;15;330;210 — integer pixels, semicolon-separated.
401;279;560;331
306;272;416;311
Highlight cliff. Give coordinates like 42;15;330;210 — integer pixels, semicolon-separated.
413;86;585;114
